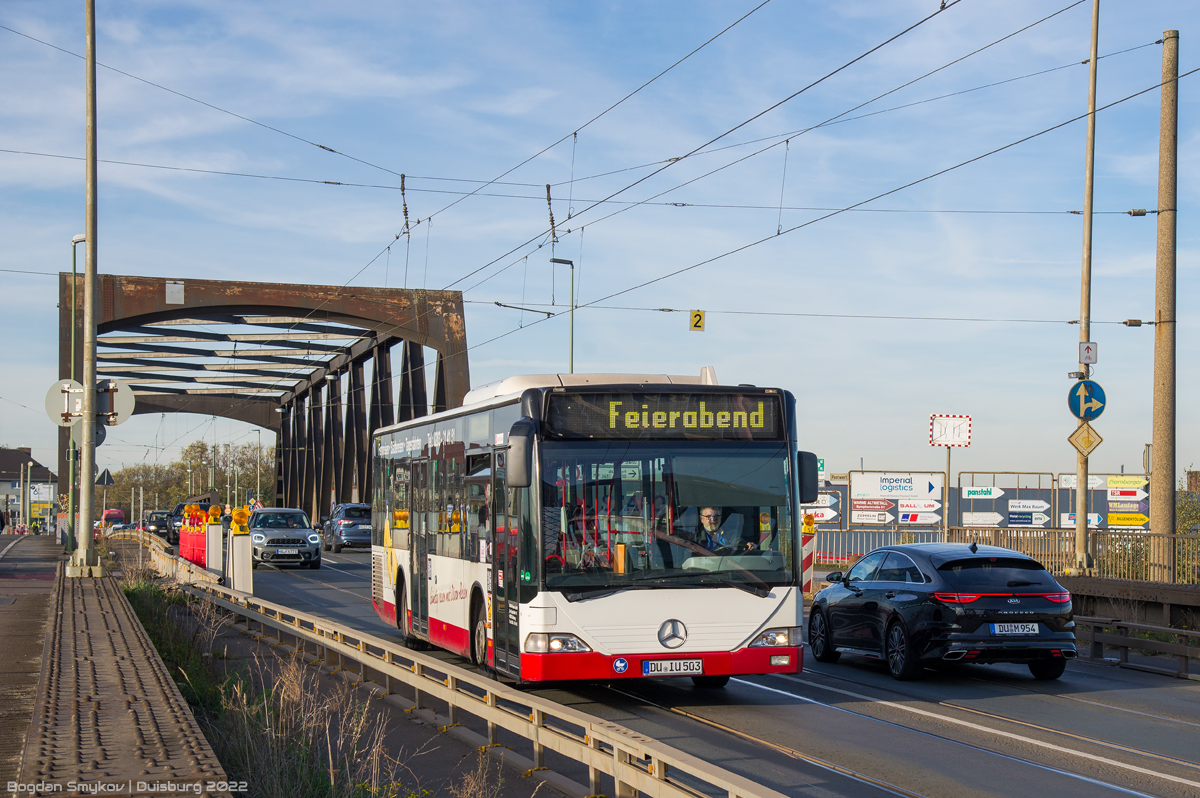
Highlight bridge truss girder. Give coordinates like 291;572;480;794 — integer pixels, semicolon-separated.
58;274;468;519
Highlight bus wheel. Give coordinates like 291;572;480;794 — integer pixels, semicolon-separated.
396;575;412;647
471;596;488;668
692;675;729;689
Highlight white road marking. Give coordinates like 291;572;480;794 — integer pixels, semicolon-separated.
0;536;24;560
755;675;1200;792
804;667;1200;769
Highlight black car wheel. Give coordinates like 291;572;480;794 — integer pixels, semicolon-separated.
251;558;259;570
809;608;840;663
309;557;321;570
332;542;343;554
322;539;331;552
885;621;923;681
692;675;730;689
1029;659;1066;680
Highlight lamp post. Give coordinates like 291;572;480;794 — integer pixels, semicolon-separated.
67;234;85;551
255;428;262;506
550;258;575;373
187;467;193;497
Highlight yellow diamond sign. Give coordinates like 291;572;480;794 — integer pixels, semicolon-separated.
1068;422;1102;457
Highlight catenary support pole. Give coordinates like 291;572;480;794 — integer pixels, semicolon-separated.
1073;0;1100;575
72;0;101;576
1151;30;1178;581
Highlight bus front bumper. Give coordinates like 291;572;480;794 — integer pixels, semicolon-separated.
520;646;802;682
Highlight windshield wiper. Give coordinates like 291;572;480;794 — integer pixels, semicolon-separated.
694;574;771;597
623;572;772;597
563;587;632;602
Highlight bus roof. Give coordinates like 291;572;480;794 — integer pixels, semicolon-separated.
462;368;718;405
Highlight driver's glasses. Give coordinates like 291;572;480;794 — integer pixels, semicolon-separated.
700;513;720;520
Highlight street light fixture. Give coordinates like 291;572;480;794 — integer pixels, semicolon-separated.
550;258;575;373
255;428;262;507
66;234;85;552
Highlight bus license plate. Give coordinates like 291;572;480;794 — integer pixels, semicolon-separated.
642;659;703;676
278;548;299;555
992;622;1038;635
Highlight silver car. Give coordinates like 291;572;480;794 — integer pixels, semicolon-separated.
322;503;372;553
249;508;322;569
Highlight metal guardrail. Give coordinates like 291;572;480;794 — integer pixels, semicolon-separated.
814;527;1200;584
1075;615;1200;680
110;529;787;798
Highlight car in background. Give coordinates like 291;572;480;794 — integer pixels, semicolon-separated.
167;502;211;545
322;503;371;553
144;511;171;539
249;507;321;569
808;543;1075;681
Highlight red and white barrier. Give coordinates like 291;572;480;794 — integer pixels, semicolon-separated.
801;532;815;595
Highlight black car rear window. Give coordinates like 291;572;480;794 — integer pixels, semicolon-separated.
344;507;371;519
937;557;1052;588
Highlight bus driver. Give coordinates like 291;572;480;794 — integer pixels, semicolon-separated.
698;507;756;553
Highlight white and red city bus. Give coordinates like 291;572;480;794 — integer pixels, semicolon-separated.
370;373;818;686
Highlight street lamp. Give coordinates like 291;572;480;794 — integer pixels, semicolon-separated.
255;428;262;506
550;258;575;373
66;234;85;551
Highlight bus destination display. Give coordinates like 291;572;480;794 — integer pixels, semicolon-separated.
544;392;783;440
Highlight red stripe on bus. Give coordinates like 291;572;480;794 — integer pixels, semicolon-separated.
520;646;801;681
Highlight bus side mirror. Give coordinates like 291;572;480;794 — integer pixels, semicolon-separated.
507;419;535;488
797;451;819;504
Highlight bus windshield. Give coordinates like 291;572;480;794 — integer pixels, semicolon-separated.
540;441;795;592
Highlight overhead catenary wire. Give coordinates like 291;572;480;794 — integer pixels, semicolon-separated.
582;67;1200;312
446;67;1198;358
439;0;969;293
18;3;1113;427
410;0;778;227
567;35;1156;183
466;300;1142;326
516;0;1096;260
0;147;1147;215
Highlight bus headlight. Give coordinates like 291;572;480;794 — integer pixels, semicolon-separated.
749;627;801;647
524;633;592;653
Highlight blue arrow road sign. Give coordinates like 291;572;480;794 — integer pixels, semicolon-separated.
1068;380;1106;421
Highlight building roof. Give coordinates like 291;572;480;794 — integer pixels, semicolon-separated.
0;448;57;483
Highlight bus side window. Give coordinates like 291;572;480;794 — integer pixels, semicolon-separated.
466;453;491;563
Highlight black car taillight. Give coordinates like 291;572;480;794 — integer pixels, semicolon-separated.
1043;592;1071;603
934;592;981;604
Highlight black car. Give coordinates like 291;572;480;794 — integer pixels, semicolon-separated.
322;503;371;553
808;543;1075;681
144;510;171;539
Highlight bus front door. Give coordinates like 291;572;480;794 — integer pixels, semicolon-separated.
410;459;430;639
492;451;522;677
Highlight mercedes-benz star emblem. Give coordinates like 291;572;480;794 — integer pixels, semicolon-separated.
658;619;687;649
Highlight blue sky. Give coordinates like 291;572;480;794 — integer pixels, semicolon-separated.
1;0;1197;483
